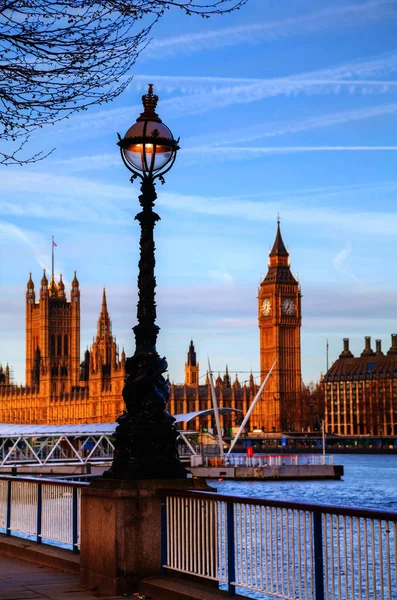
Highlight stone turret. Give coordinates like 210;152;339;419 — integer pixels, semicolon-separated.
184;340;199;386
57;274;65;300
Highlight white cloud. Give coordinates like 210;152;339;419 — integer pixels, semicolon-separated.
54;153;120;172
0;221;78;278
0;221;34;246
52;145;397;174
186;102;397;149
0;221;50;271
0;171;134;224
150;62;397;117
156;188;397;237
332;245;361;284
147;0;397;55
0;171;129;200
128;73;397;96
55;52;397;141
2;168;397;239
333;246;352;271
182;146;397;164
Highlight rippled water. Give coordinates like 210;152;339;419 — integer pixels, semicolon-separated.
211;454;397;512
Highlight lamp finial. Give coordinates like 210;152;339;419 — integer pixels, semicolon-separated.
138;83;161;122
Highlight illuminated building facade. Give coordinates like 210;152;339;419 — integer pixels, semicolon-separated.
324;336;397;435
0;271;125;424
0;222;304;431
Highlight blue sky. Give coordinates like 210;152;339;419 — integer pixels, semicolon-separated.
2;0;397;387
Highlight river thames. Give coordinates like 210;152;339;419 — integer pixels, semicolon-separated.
213;454;397;512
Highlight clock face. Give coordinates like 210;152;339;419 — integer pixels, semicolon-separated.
261;298;271;316
282;298;296;315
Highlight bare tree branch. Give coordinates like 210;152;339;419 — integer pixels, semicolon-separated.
0;0;247;165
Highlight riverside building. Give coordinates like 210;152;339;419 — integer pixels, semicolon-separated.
324;336;397;436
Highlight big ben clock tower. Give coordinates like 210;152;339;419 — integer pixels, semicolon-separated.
255;219;301;432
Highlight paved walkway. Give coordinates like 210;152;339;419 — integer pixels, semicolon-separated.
0;554;128;600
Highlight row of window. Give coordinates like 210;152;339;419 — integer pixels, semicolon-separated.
50;335;68;357
327;371;397;381
327;381;397;388
51;366;68;376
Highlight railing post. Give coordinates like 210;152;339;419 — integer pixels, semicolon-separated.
226;502;236;596
72;487;78;553
160;496;167;576
6;480;11;536
36;483;42;544
313;512;325;600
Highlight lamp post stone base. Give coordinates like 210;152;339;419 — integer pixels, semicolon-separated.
80;477;211;596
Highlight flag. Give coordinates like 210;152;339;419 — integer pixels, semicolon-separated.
52;240;57;247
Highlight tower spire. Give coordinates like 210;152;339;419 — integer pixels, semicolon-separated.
223;364;231;388
185;340;199;385
263;220;295;282
186;339;196;367
101;286;108;315
97;287;111;338
270;218;288;257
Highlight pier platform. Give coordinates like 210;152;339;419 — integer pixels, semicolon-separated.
190;463;344;480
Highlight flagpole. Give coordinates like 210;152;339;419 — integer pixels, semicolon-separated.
52;235;54;279
326;338;329;372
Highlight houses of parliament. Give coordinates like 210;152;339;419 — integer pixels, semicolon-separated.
0;223;303;433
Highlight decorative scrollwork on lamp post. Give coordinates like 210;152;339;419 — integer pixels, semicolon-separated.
106;84;187;479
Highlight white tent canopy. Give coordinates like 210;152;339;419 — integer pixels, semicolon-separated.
0;407;241;438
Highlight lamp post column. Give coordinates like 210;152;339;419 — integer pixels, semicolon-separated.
105;86;187;480
80;87;209;597
134;177;160;354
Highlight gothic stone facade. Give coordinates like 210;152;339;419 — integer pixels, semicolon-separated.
0;271;125;424
0;223;302;431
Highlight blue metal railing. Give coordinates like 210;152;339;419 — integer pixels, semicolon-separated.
0;475;87;551
2;475;397;599
160;489;397;600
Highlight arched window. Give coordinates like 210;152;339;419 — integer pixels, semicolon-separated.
50;335;55;357
64;335;68;356
57;335;62;356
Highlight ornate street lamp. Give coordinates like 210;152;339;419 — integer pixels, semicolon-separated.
107;84;187;479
